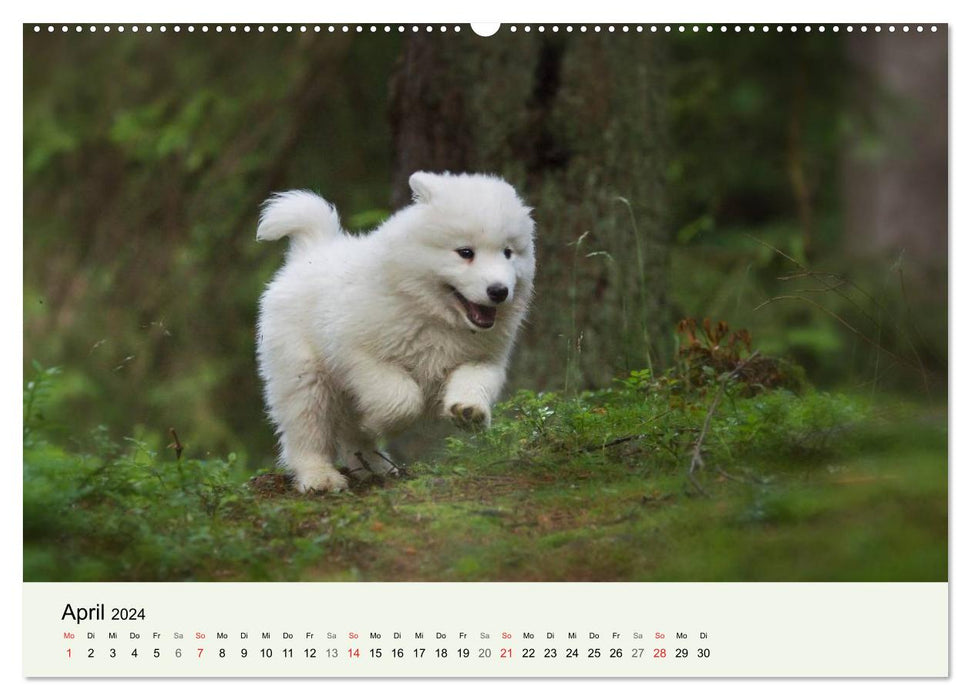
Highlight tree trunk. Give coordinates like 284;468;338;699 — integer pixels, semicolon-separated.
843;30;947;271
389;31;671;391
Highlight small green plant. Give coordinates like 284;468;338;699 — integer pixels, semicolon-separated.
23;361;61;447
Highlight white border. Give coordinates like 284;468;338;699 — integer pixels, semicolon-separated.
4;0;963;697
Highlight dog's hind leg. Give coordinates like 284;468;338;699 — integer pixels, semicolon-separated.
265;365;348;493
336;424;401;479
338;440;401;478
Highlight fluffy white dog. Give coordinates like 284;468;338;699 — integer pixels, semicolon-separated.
256;172;536;492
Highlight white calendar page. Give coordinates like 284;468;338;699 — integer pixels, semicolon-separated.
22;582;948;676
15;0;957;687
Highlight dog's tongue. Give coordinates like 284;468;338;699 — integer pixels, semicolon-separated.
468;302;497;328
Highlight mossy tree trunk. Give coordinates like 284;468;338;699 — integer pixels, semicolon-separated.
389;31;671;392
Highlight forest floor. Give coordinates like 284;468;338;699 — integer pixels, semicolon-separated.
23;368;948;583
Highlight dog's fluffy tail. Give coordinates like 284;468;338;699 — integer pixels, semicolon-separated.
257;190;342;248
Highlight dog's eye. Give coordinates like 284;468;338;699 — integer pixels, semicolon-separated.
503;248;513;259
456;248;475;260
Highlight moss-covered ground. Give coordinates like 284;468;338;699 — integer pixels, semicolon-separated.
23;365;947;582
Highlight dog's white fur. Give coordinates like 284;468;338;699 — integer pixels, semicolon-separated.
256;172;536;492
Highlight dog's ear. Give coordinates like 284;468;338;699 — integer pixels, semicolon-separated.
409;172;439;203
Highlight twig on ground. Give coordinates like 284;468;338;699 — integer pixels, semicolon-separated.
167;428;183;461
575;408;677;454
372;450;406;477
687;351;761;495
576;434;645;453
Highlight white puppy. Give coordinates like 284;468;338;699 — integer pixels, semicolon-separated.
256;172;536;492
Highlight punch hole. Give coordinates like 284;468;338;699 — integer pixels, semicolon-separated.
470;23;500;37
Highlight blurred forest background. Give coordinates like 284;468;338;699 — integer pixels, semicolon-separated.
24;26;947;467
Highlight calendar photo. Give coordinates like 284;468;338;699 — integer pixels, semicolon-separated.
23;23;947;594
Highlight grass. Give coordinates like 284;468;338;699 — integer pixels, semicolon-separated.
23;364;947;582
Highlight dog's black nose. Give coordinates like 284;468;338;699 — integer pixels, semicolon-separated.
487;284;509;303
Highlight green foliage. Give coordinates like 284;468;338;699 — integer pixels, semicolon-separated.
24;31;401;459
23;362;62;447
24;364;945;582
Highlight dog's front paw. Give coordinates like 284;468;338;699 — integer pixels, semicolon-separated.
447;402;491;430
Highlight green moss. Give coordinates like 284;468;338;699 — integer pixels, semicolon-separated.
23;364;946;582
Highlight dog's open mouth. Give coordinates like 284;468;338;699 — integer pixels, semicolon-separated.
450;287;497;329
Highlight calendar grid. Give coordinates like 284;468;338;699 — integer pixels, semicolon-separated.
23;582;948;677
